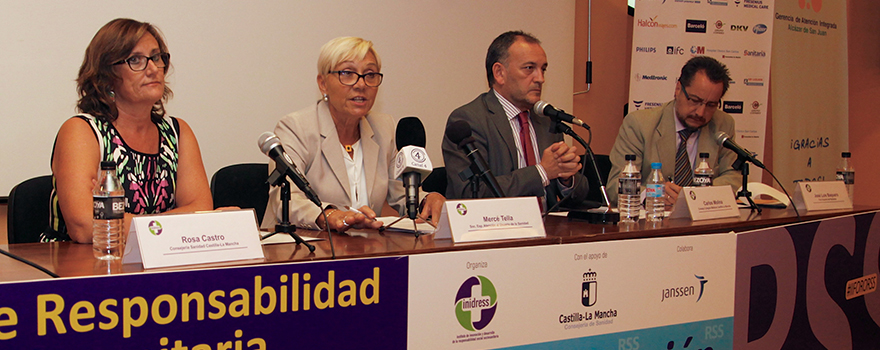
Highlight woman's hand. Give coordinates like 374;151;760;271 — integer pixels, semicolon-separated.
318;206;383;232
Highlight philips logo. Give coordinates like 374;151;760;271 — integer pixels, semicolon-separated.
686;19;708;33
744;50;766;57
635;46;657;53
723;101;744;114
753;23;768;34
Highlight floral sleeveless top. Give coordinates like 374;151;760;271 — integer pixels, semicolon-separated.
42;114;179;242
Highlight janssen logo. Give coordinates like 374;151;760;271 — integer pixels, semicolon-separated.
455;276;498;331
660;275;709;302
686;19;708;33
744;49;767;57
638;16;678;29
753;23;768;34
635;46;657;53
743;77;765;86
634;73;669;82
723;101;744;114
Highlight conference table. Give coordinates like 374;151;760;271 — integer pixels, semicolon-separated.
0;206;877;349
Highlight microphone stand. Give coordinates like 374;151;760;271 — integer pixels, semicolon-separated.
547;119;619;223
261;170;316;252
733;157;761;213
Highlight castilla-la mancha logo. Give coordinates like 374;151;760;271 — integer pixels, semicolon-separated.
455;276;498;331
582;269;598;307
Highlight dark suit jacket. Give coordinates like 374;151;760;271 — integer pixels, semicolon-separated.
441;91;589;209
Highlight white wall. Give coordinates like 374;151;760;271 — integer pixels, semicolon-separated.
0;0;575;195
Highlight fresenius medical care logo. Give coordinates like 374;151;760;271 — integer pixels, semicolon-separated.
582;269;598;306
455;276;498;331
661;274;708;302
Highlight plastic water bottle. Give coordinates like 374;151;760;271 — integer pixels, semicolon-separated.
836;152;854;204
645;162;665;222
618;154;641;223
693;152;714;187
93;161;125;260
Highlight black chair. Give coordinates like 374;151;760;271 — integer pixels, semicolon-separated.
421;167;447;194
7;175;53;244
210;163;269;224
583;154;612;205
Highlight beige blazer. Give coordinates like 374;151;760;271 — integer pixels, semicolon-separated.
607;101;741;205
262;101;406;229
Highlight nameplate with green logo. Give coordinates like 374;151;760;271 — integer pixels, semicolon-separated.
433;197;545;243
123;209;265;269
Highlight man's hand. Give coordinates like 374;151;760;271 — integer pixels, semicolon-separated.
540;141;582;182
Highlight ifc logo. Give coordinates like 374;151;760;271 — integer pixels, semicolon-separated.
455;276;498;331
148;220;163;236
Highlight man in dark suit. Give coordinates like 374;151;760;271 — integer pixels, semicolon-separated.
441;31;589;211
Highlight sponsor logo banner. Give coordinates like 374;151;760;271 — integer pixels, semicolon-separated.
723;101;744;114
686;19;708;33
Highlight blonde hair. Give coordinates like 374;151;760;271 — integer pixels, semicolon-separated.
317;37;381;75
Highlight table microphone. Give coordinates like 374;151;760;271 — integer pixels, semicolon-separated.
446;120;505;198
394;117;432;220
258;132;322;207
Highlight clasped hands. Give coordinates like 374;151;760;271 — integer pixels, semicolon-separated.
540;141;582;185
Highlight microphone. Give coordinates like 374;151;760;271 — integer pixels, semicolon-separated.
715;131;765;169
446;120;505;198
534;100;590;129
393;117;432;220
258;132;322;207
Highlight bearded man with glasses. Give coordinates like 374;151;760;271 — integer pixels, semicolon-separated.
607;56;741;206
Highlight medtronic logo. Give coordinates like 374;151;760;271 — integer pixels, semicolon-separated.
744;78;765;86
723;101;744;114
744;49;766;57
635;46;657;53
455;276;498;331
634;73;668;81
753;23;768;34
582;270;598;307
686;19;707;33
148;220;163;236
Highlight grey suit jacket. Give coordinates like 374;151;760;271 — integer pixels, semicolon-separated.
441;91;589;209
607;100;741;205
261;101;406;229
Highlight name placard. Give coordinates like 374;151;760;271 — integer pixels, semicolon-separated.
792;181;852;211
433;197;545;243
123;209;265;269
669;186;740;221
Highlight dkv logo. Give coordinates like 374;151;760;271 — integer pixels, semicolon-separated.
455;276;498;331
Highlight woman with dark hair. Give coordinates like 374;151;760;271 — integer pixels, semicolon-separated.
43;18;213;243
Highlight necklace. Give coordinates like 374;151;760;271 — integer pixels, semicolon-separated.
344;144;354;153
